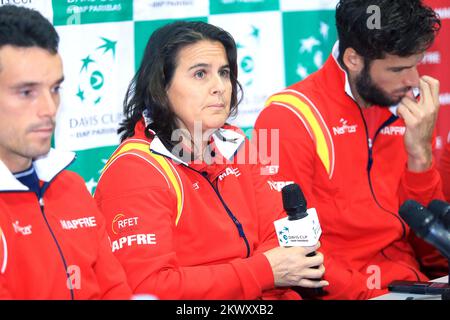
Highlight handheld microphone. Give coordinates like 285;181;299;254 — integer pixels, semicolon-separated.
428;199;450;229
274;183;321;247
274;183;324;297
399;199;450;258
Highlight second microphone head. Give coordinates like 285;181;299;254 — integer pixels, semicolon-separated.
399;199;435;238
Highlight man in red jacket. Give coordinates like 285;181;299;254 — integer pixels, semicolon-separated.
0;5;131;299
254;0;447;299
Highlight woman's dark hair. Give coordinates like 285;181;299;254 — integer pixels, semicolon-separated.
0;5;59;53
336;0;440;66
119;20;242;145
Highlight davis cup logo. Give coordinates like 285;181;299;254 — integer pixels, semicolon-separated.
76;37;117;106
278;226;290;246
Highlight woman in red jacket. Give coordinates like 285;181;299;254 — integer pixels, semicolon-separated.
94;21;328;300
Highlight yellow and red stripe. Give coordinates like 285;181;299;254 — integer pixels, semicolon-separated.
265;89;335;178
100;140;184;225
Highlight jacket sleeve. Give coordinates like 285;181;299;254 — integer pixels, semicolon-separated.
94;155;275;300
0;221;12;299
439;142;450;202
93;208;133;299
254;105;388;299
398;161;444;204
0;258;11;299
397;153;447;278
69;172;132;300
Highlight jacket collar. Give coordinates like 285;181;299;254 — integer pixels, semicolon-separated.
149;127;246;166
0;148;75;191
331;42;355;100
329;41;400;116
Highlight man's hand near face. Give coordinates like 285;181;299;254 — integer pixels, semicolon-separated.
397;76;440;172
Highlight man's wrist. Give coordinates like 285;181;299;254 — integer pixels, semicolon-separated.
407;153;432;172
406;142;433;172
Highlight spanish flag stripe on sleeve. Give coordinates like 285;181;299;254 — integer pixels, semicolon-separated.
101;141;151;173
100;141;184;226
265;91;335;178
144;150;184;225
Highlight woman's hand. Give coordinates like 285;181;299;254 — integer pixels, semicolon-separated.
263;242;329;288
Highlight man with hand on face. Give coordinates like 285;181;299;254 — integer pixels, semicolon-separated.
0;5;131;299
254;0;447;299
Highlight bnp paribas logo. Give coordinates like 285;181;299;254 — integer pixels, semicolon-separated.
237;25;260;87
296;21;331;80
76;37;117;105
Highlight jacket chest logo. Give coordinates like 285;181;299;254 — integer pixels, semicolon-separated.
379;126;405;136
112;213;139;235
332;118;358;136
267;180;294;192
218;167;241;181
60;216;97;230
192;182;200;190
12;220;32;236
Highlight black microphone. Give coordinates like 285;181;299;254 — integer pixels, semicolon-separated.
281;184;317;257
428;199;450;229
279;183;324;297
399;199;450;258
279;183;320;249
282;183;308;221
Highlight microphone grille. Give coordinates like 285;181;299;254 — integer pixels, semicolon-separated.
428;199;450;228
399;200;434;238
428;199;450;217
281;183;307;212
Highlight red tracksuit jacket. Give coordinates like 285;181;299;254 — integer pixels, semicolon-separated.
439;142;450;201
94;120;300;300
254;44;447;299
0;149;132;299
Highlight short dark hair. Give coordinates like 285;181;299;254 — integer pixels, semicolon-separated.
336;0;440;65
0;5;59;53
119;20;242;145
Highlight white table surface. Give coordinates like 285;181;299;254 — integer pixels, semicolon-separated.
371;276;448;300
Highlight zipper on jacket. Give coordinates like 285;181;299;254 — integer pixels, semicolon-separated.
381;249;421;281
367;138;373;172
366;115;398;172
186;166;251;258
358;110;421;280
38;193;75;300
358;109;407;238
